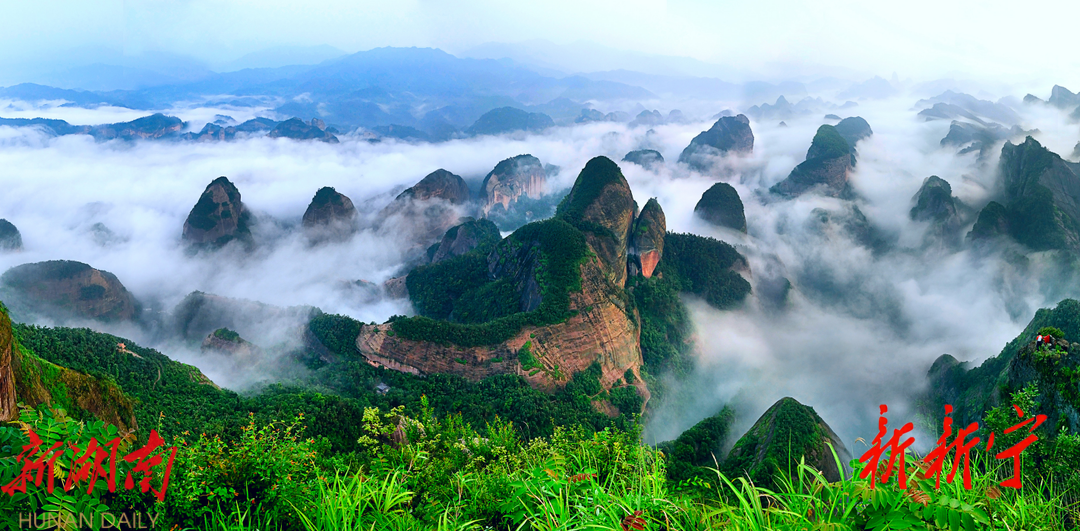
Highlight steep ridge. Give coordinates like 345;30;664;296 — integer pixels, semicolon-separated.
0;302;137;430
722;397;851;486
0;260;139;323
770;124;855;198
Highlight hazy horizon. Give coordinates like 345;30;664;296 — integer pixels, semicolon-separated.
3;1;1079;91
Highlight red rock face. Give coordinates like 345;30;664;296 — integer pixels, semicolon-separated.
482;155;547;214
0;308;16;421
639;250;660;278
355;256;649;411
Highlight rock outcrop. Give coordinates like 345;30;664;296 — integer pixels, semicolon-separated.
556;156;636;287
770;125;853;198
910;176;964;246
833;116;872;153
0;260;138;322
0;219;22;251
0;302;137;429
302;187;358;241
182;176;254;250
622;150;664;170
1048;85;1080;110
966;201;1010;242
629;199;665;278
694;183;746;232
201;328;259;360
90;113;183;141
427;218;501;264
466;107;554;136
171;291;317;343
481;154;546;214
397;169;471;204
381;169;472;246
268;117;339;143
993;136;1080;250
1072;142;1080;161
924;298;1080;432
357;253;646;400
181;123;226;142
722;397;851;486
678;114;754;171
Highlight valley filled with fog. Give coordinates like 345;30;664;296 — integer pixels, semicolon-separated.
3;73;1079;452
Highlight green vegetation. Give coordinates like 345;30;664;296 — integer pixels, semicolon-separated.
395;218;590;347
720;398;829;489
5;397;1077;531
3;298;1080;529
1008;185;1080;251
517;340;540;370
968;201;1010;240
659;232;751;310
310;186;345;207
807;124;852;160
213;327;241;342
406;252;492;320
657;406;736;483
694;182;746;232
628;273;693;377
1038;326;1065;339
555;156;626;224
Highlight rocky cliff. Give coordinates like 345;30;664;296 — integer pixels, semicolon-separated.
396;169;471;204
622;150;664;170
90;113;183;141
968;137;1080;250
268;117;339;143
678;114;754;171
629;198;665;278
0;302;137;430
695;183;746;232
0;219;21;251
556;156;636;287
925;299;1080;432
0;260;138;322
357;254;646;401
427;218;501;264
481;154;546;214
182;176;254;250
722;397;851;486
910;176;964;246
770;125;853;198
466;107;554;136
833;116;873;154
380;169;473;247
303;186;358;241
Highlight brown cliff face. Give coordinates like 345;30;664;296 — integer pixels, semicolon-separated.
481;155;547;213
557;157;636;287
0;260;138;322
397;169;471;204
428;218;501;264
630;198;666;278
380;169;473;246
770;125;854;199
302;187;358;242
0;303;136;431
0;304;16;420
356;256;648;404
182;176;254;249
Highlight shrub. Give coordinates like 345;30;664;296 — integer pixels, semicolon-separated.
1038;326;1065;339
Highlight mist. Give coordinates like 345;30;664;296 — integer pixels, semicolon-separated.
2;83;1080;452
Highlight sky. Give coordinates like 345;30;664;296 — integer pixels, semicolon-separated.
2;0;1079;87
